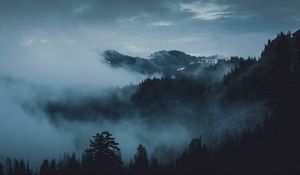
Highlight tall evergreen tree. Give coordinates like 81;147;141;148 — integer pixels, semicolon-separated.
26;161;31;175
40;160;50;175
49;159;56;175
85;131;123;172
133;144;149;171
6;158;12;175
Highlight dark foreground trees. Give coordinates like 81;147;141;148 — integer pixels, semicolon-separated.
1;117;300;175
0;159;32;175
0;162;3;175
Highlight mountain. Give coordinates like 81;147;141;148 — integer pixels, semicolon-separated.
44;30;300;134
102;50;160;74
102;50;224;76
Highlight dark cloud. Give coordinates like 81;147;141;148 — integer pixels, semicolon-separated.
0;0;176;28
214;0;300;33
1;0;299;30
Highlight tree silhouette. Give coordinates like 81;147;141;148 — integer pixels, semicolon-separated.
0;162;3;175
40;160;49;175
85;131;123;173
176;138;210;173
132;144;149;171
55;153;81;175
49;159;56;175
13;159;19;175
6;158;12;175
19;160;26;175
26;162;31;175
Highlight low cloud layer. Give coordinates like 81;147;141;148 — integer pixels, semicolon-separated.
0;78;74;166
0;68;267;167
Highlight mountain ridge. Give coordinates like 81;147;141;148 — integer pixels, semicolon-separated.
102;49;225;76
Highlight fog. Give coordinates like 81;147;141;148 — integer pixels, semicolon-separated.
0;67;266;167
0;79;74;166
0;28;191;165
0;28;148;165
0;75;192;165
0;29;146;89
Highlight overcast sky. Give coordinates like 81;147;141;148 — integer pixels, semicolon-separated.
0;0;299;58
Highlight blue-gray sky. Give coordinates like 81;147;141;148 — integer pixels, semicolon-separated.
0;0;300;58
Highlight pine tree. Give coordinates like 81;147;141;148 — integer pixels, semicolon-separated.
133;144;149;171
50;159;56;175
40;160;50;175
85;131;123;172
6;158;12;175
26;161;31;175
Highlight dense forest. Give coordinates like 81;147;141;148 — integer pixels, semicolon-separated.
1;30;300;175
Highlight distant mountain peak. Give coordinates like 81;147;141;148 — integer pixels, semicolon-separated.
102;49;226;76
103;50;124;57
150;50;193;59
